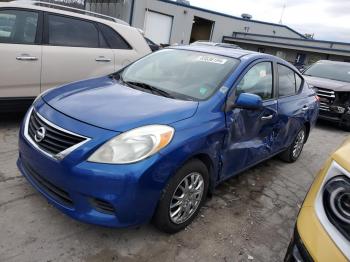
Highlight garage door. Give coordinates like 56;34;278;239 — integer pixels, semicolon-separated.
144;11;173;45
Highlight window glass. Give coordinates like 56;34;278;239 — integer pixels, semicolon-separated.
0;10;38;44
99;30;108;48
121;49;239;100
236;62;273;100
98;23;131;49
303;61;350;83
278;64;297;97
48;15;98;48
295;73;303;93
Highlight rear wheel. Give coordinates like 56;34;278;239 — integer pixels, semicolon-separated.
153;159;209;234
279;126;306;163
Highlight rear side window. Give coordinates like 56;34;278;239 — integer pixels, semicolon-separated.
0;10;38;44
278;64;302;97
48;14;98;48
98;23;131;50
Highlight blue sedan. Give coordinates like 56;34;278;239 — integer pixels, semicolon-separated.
17;46;319;233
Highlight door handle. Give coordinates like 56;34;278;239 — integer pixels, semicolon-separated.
16;55;38;61
95;56;112;62
302;106;309;111
261;115;273;120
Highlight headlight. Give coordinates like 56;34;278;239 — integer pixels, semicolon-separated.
88;125;174;164
323;175;350;240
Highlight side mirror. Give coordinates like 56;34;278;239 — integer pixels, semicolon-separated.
234;93;263;110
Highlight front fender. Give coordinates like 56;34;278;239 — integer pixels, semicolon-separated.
159;115;227;189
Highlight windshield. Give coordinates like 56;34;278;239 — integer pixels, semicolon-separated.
304;61;350;83
120;49;239;100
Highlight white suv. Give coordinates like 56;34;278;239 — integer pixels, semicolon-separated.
0;1;151;112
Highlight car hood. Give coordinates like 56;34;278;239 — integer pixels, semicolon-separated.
42;76;199;132
303;75;350;92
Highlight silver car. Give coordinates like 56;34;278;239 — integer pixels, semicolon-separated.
303;60;350;131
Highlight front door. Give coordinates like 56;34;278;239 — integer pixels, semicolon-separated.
0;9;42;98
221;61;279;178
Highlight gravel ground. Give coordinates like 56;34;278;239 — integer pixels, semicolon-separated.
0;113;348;262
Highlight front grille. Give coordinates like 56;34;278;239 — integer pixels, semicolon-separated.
22;159;73;207
27;110;86;156
315;87;335;111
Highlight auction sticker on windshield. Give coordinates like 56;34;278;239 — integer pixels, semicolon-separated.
197;56;228;64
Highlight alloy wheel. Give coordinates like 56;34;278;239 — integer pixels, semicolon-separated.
169;172;204;224
293;129;305;159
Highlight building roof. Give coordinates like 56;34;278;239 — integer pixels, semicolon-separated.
158;0;307;39
224;32;350;56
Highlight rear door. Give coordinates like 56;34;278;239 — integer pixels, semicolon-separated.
276;64;309;149
41;13;115;91
97;23;137;70
0;8;42;98
222;60;279;178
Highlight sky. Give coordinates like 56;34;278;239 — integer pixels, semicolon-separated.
188;0;350;43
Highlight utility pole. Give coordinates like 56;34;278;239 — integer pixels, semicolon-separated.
279;0;287;24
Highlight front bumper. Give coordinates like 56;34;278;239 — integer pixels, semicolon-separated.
17;100;176;228
285;158;349;262
318;109;350;128
285;228;313;262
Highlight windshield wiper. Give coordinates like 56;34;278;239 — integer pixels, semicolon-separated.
123;81;176;99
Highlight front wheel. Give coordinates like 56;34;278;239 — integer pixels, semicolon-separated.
153;159;209;233
279;126;306;163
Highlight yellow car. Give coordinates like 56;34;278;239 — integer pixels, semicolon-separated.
285;139;350;262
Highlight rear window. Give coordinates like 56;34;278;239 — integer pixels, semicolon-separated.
98;23;131;50
48;14;99;48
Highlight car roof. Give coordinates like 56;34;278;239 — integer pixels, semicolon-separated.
169;45;301;73
316;60;350;65
170;45;268;59
0;1;130;28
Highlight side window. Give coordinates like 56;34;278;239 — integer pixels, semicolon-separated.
236;62;273;100
0;10;38;44
98;23;131;50
278;64;302;97
295;73;303;93
48;14;98;48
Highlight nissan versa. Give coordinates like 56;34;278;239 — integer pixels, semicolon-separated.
18;46;319;233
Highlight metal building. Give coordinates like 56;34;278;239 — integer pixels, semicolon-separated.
85;0;350;66
85;0;305;44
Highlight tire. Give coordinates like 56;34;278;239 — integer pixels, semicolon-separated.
279;126;306;163
153;159;209;234
342;123;350;132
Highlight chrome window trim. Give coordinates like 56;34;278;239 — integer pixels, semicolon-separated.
315;160;350;260
24;107;91;160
